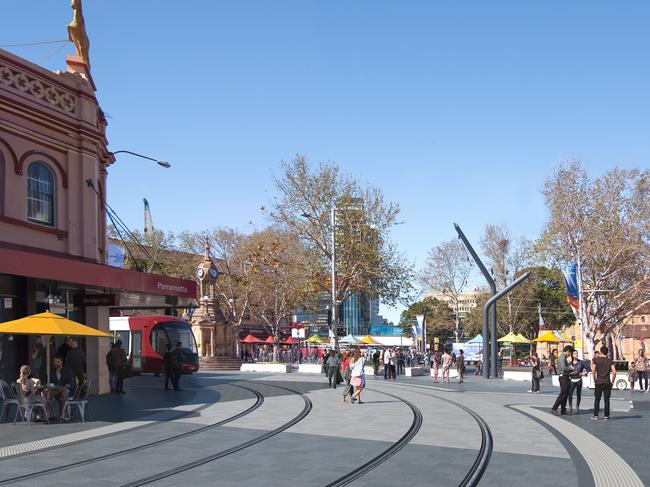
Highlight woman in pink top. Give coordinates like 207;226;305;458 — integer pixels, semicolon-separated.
431;348;440;383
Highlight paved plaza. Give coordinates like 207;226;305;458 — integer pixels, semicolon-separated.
0;369;648;487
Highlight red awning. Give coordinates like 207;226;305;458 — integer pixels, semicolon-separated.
0;242;196;298
283;337;297;344
264;336;274;343
241;335;264;343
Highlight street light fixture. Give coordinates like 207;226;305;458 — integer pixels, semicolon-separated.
302;208;338;350
109;150;172;168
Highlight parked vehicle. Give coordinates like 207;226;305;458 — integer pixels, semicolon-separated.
109;315;199;375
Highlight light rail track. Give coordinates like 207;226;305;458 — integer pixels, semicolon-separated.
380;382;493;487
121;382;313;487
0;383;264;485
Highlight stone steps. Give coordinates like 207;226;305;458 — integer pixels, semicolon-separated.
200;356;242;370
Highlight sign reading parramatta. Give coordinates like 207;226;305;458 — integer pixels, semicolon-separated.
157;281;189;294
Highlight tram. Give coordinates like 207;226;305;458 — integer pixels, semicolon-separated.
109;315;200;375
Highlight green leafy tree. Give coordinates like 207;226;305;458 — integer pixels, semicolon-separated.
398;297;455;344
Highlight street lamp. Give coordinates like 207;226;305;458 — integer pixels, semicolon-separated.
301;208;338;350
109;150;172;168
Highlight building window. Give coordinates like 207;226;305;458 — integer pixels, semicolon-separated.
27;162;55;226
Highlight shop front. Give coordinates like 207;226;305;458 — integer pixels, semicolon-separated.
0;242;196;393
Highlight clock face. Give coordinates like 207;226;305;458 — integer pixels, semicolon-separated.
196;267;205;279
209;267;218;279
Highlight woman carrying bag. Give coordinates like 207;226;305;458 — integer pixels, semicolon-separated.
349;350;366;405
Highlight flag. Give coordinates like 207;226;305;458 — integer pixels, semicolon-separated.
538;302;546;330
562;262;580;317
106;242;125;268
143;198;154;235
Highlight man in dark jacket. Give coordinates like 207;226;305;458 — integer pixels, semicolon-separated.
162;343;173;390
48;355;74;419
65;340;86;390
109;340;128;394
170;342;184;391
551;345;575;415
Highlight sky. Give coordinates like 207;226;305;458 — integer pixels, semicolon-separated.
2;1;649;324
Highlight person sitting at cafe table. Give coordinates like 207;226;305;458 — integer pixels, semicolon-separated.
48;355;74;420
16;365;48;418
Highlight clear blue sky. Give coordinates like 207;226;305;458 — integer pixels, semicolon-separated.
3;1;649;323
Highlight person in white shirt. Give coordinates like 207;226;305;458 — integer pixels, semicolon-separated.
350;349;366;404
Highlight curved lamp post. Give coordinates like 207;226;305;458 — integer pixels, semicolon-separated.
109;150;172;168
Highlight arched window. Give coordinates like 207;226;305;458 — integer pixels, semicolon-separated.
27;161;55;226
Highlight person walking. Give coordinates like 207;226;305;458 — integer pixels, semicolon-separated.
441;349;452;383
635;350;647;392
497;350;503;376
106;342;116;393
628;362;638;391
431;348;440;383
383;349;390;380
397;350;405;375
568;350;588;414
340;352;354;404
162;343;173;390
109;340;128;394
548;349;558;376
457;350;466;383
326;350;340;389
372;350;380;378
389;348;397;380
170;342;184;391
592;346;616;421
529;351;542;393
349;350;366;404
551;346;574;416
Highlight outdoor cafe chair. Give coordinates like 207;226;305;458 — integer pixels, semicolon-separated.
11;383;48;425
63;380;92;423
0;379;19;422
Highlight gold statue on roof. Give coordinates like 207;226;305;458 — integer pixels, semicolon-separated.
67;0;90;67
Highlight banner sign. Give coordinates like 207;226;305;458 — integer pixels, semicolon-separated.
73;293;120;307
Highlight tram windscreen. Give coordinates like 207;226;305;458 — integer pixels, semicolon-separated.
153;322;198;355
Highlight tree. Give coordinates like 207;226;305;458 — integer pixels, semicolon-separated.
420;239;473;341
480;224;532;332
108;225;197;279
398;297;455;344
270;155;415;328
540;159;650;358
246;228;321;361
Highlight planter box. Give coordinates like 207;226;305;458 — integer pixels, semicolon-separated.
503;370;532;382
430;368;458;378
405;367;428;377
240;363;292;373
298;364;323;374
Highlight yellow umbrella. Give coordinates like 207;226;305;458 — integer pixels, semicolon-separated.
532;331;562;343
305;334;327;344
359;335;382;345
0;312;111;381
497;332;520;343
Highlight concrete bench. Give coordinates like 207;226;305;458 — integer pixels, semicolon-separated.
240;363;292;373
405;367;427;377
503;370;532;382
431;368;458;378
298;364;322;374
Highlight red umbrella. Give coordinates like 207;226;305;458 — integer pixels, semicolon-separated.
264;336;274;343
283;337;297;344
241;335;264;343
